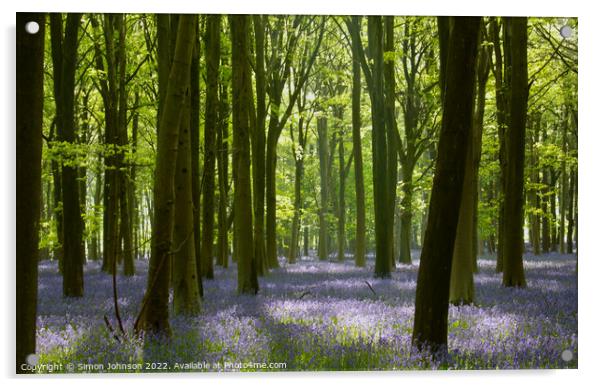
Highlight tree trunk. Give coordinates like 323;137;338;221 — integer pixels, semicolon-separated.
51;13;85;297
368;16;391;279
502;17;528;287
288;113;306;264
317;116;330;261
567;167;575;254
217;78;230;269
173;57;202;315
200;15;220;280
384;16;398;270
190;19;202;289
16;12;45;372
252;15;268;274
399;164;414;265
230;15;259;294
265;107;281;268
137;15;196;335
336;108;346;262
350;15;366;268
490;18;509;273
412;16;481;354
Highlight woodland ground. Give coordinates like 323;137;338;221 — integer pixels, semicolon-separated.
35;251;577;372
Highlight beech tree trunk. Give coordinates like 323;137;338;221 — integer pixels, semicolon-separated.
501;17;528;287
412;16;481;354
16;12;45;372
200;15;221;280
138;15;196;335
51;13;85;297
231;14;259;294
252;15;268;274
173;55;202;315
350;15;366;267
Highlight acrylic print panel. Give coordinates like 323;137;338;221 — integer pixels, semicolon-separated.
15;12;577;374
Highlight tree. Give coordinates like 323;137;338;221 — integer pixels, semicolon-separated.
16;12;45;373
349;16;366;268
190;22;202;290
252;15;268;274
172;15;202;315
231;14;259;294
50;13;85;297
501;17;528;287
137;15;196;335
317;116;331;261
449;20;491;305
412;16;481;354
200;15;221;279
367;16;392;278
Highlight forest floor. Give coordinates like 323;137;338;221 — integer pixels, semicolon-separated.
35;251;577;372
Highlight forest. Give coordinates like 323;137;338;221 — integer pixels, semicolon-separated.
16;13;577;372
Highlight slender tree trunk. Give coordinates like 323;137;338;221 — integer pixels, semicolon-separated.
265;108;281;268
502;17;528;287
288;114;306;264
350;15;366;267
217;80;230;269
173;57;202;315
567;167;575;254
190;19;202;289
317;117;330;261
52;13;85;297
230;14;259;294
368;16;391;279
51;151;64;270
200;15;220;280
138;15;196;335
252;15;268;274
399;164;414;265
384;16;398;270
16;12;45;372
559;109;568;254
471;28;490;271
336;108;347;262
490;18;509;273
412;16;481;354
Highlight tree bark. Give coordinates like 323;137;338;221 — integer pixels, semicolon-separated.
51;13;85;297
501;17;528;287
350;16;366;267
138;15;196;335
252;15;268;274
412;16;481;354
16;12;45;372
173;54;202;315
317;116;330;261
190;19;202;290
230;15;259;294
367;16;392;278
200;15;221;280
